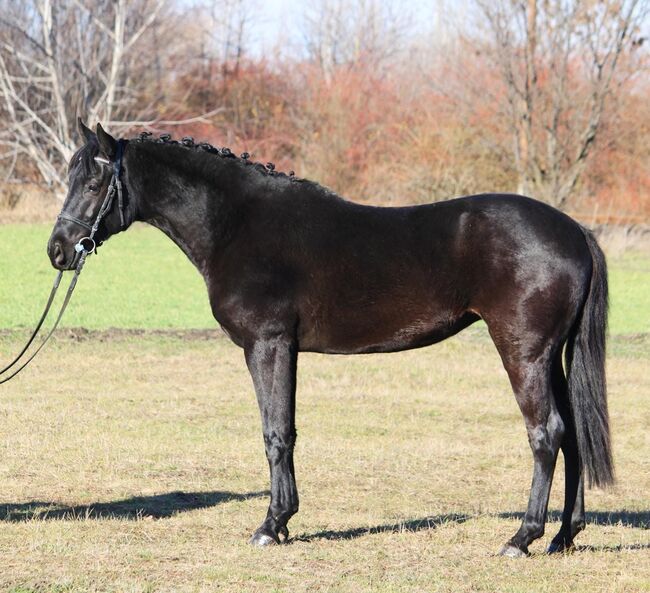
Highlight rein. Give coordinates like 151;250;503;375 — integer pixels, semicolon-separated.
0;140;128;385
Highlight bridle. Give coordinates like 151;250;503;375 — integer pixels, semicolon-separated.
0;139;129;385
57;138;129;253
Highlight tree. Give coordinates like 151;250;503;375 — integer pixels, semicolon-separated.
0;0;166;195
302;0;413;80
475;0;648;208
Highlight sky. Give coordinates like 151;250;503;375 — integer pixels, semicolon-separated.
244;0;446;58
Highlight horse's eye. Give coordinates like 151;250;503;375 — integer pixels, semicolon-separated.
87;182;99;193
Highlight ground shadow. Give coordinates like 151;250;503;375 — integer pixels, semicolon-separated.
296;513;471;542
297;509;649;544
0;490;268;522
498;509;650;529
574;543;650;553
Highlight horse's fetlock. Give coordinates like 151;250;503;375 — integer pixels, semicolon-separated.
269;503;294;517
526;519;545;540
572;519;585;536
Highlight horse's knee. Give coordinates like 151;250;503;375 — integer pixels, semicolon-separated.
263;429;296;464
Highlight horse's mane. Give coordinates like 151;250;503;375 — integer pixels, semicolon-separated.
70;130;323;203
132;131;304;184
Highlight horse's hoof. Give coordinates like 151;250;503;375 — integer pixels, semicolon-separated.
499;544;528;558
249;531;279;546
547;540;575;554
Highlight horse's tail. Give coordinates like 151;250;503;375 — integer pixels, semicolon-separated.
565;228;614;488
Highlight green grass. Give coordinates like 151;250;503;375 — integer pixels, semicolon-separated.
0;224;214;329
1;224;649;334
607;252;650;335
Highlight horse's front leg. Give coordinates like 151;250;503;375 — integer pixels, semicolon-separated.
245;334;298;546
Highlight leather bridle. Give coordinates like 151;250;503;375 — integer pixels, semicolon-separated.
0;139;129;384
57;138;129;253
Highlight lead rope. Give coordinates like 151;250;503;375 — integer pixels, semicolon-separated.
0;252;89;385
0;170;121;385
0;271;63;375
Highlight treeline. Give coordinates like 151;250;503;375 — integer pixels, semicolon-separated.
0;0;648;218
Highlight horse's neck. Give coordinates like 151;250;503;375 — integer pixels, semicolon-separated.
147;212;214;275
129;145;238;277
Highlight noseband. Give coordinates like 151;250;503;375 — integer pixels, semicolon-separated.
0;139;128;385
57;138;129;254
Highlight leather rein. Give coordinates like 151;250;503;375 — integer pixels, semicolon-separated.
0;140;128;385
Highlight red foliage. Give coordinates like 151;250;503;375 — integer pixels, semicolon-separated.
149;51;649;218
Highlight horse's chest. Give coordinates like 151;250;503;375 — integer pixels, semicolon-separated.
208;280;296;346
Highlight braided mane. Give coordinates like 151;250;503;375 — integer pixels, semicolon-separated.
134;131;301;182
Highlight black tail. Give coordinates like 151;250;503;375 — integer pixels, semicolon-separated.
565;229;613;488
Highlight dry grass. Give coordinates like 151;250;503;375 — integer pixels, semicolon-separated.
595;225;650;258
0;185;60;225
0;328;647;592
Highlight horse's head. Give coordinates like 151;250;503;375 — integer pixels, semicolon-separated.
48;120;129;270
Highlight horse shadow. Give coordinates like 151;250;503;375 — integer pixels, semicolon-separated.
297;509;650;549
0;490;268;522
2;497;647;553
498;509;650;530
295;513;471;542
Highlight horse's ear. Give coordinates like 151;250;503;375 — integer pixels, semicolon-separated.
96;123;117;159
77;117;95;144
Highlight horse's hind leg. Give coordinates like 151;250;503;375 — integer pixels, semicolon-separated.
495;346;565;557
548;351;585;553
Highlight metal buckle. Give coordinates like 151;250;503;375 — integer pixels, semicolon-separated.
74;237;96;254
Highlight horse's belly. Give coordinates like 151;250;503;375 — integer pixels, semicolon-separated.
299;305;477;354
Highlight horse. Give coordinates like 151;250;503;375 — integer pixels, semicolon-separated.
47;120;613;556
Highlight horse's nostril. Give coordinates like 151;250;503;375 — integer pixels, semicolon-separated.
52;242;66;267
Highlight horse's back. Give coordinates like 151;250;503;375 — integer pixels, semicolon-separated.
281;192;589;353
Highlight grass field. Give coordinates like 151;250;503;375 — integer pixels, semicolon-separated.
0;225;213;329
1;224;649;334
0;224;648;592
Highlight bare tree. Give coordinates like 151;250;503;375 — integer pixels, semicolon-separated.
475;0;648;208
180;0;255;86
303;0;414;80
0;0;167;196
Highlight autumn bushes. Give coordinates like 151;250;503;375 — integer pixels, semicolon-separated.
170;61;518;207
168;56;649;220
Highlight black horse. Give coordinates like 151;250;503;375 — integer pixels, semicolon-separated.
47;121;613;556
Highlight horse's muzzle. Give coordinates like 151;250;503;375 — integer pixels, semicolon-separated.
49;240;68;269
47;225;81;271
